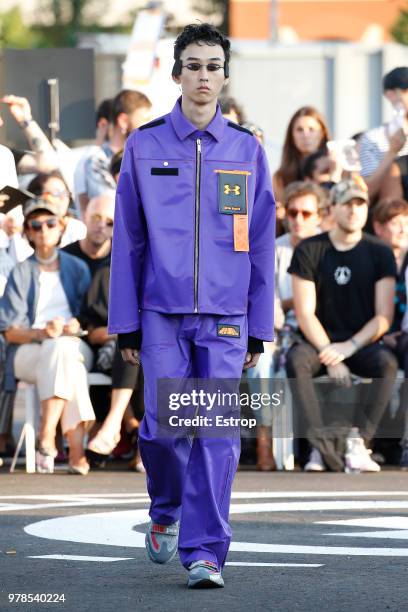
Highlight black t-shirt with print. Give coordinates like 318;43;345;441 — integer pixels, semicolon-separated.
288;232;396;342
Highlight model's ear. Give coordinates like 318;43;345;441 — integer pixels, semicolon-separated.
172;74;181;86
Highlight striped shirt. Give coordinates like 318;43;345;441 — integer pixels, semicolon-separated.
359;124;408;177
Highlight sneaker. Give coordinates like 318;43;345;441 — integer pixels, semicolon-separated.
304;448;326;472
345;434;381;473
145;520;179;564
187;560;224;589
400;440;408;471
35;448;57;474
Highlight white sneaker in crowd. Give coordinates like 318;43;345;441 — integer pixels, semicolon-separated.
304;447;326;472
344;430;381;473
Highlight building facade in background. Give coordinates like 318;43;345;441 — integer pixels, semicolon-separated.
230;0;405;43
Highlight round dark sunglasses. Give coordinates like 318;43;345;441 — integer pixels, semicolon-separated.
28;218;59;231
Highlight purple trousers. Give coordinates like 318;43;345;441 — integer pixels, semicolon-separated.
138;310;248;570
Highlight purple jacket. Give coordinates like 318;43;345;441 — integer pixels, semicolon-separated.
108;98;276;341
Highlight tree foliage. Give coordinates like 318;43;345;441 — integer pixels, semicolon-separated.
391;3;408;45
0;7;39;48
192;0;229;33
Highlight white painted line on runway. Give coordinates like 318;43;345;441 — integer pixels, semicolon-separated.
231;491;408;499
24;510;408;556
0;498;151;512
0;494;149;500
230;501;408;514
27;555;133;562
226;562;323;567
229;542;408;556
317;517;408;529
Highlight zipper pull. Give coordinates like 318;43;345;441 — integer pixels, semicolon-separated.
197;138;201;152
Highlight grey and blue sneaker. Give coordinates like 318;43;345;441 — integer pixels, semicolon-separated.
145;520;179;564
187;560;224;589
400;440;408;470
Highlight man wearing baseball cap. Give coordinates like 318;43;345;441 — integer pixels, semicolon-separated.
359;66;408;199
286;176;398;473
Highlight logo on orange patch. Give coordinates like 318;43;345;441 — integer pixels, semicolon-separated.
217;324;241;338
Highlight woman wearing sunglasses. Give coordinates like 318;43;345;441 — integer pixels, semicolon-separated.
0;198;95;474
27;171;86;248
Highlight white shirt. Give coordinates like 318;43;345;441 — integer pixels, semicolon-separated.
275;233;297;329
33;270;72;329
359;124;408;177
60;217;87;248
0;144;18;189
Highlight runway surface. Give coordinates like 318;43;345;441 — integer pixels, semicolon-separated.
1;469;408;612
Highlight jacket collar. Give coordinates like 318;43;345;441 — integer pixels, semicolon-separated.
170;97;225;142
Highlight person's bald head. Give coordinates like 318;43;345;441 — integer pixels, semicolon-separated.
85;192;115;248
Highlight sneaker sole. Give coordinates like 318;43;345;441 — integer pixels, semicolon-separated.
188;576;224;589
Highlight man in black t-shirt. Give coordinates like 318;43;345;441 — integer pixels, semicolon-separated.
287;176;398;472
62;193;114;275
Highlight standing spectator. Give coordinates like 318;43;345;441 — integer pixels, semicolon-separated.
0;198;94;474
273;107;331;205
286;176;398;472
76;91;152;214
359;67;408;200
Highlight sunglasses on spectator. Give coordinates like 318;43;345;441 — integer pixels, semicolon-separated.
287;209;316;220
28;218;59;231
90;213;114;227
42;190;70;199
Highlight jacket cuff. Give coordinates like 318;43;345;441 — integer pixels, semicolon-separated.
117;330;142;351
248;335;264;354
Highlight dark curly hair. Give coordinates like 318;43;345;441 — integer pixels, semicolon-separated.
173;23;230;64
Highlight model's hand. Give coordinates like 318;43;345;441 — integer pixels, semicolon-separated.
243;352;261;370
121;348;140;366
63;318;81;336
388;127;407;155
319;341;355;366
326;362;352;387
1;95;32;125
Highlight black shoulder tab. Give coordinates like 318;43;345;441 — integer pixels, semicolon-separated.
227;121;253;136
139;118;166;131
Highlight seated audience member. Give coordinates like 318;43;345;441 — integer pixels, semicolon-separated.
359;67;408;200
109;150;123;183
77;90;152;214
286;176;398;473
373;198;408;469
27;171;86;247
380;156;408;202
0;198;95;474
0;207;33;263
247;181;324;471
273;107;331;205
62;193;114;275
1;95;58;176
302;149;332;184
82;264;145;472
219;96;246;125
276;181;325;331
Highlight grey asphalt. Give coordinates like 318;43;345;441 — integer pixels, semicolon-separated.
1;469;408;612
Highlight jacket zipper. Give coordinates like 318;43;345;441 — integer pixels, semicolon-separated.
194;138;202;313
